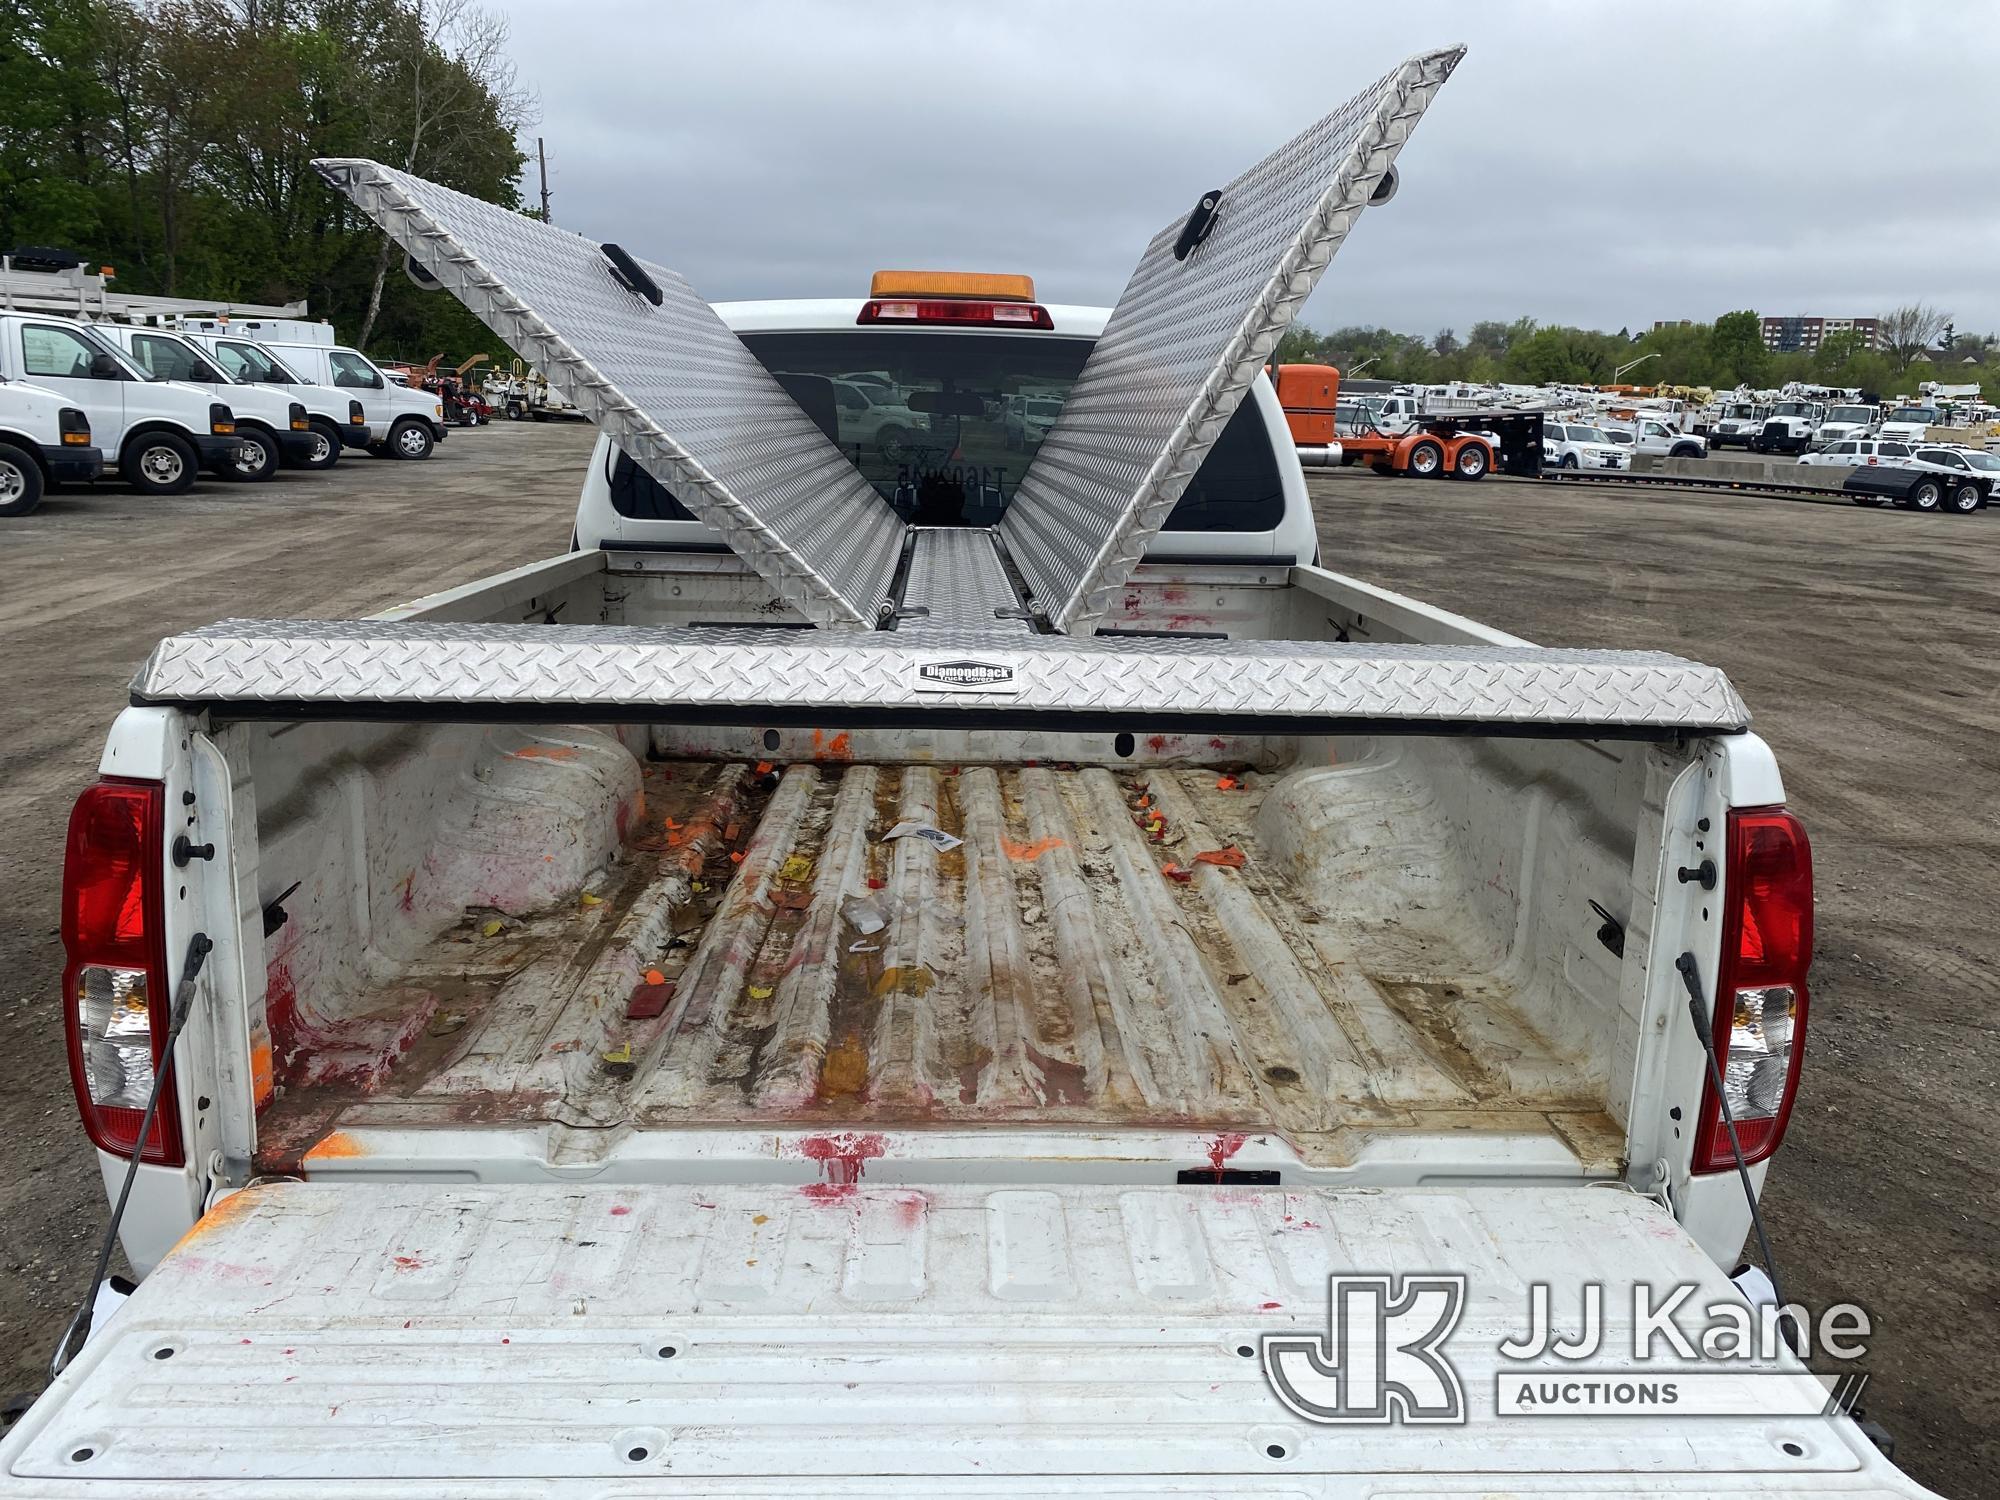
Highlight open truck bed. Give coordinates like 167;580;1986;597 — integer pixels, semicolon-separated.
253;751;1621;1176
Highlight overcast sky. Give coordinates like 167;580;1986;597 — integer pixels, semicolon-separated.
489;1;2000;338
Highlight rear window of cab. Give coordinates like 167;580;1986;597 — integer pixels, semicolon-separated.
608;329;1284;533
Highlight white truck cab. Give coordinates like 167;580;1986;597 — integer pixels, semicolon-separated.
1753;398;1826;455
575;298;1319;568
1708;399;1767;449
1876;404;1941;445
1810;402;1879;449
91;325;315;481
0;312;245;494
0;376;101;516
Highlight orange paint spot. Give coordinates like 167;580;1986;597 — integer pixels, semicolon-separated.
249;1040;274;1106
507;745;579;761
302;1130;368;1165
644;968;666;985
754;761;774;775
729;851;745;864
1215;775;1240;791
810;729;854;762
1001;836;1065;861
163;1185;262;1256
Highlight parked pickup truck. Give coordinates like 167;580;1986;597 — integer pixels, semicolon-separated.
0;377;101;516
7;48;1940;1498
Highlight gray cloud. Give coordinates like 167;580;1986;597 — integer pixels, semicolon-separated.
492;0;2000;335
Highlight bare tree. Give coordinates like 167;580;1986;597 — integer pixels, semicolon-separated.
1877;303;1950;369
355;0;535;346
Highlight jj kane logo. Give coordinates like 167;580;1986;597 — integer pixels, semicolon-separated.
1262;1274;1874;1425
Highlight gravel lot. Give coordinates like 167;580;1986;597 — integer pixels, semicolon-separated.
0;424;1989;1494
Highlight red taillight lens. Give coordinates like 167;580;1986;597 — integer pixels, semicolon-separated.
61;778;181;1166
1691;807;1812;1174
857;298;1054;330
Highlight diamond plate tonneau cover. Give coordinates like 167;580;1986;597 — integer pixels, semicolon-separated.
132;618;1750;731
1001;46;1463;633
312;158;903;629
896;527;1031;634
0;1181;1880;1490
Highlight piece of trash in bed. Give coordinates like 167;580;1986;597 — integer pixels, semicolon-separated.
841;893;888;935
1193;846;1247;869
627;978;676;1020
881;821;963;852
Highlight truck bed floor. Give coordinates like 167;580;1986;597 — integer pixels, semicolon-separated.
257;759;1614;1171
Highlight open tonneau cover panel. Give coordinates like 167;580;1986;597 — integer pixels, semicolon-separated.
313;157;906;630
1001;46;1463;633
0;1181;1909;1493
131;616;1750;734
315;46;1463;634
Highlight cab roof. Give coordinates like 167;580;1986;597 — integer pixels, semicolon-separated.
713;298;1108;338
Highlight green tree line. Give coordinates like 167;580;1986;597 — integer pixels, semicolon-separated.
1276;308;2000;401
0;0;529;361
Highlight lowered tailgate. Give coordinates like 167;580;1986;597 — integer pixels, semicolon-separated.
1;1182;1929;1495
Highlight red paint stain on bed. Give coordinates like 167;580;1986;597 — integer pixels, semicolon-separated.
1205;1131;1249;1178
798;1131;886;1185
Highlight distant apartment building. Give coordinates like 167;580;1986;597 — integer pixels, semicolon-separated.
1652;319;1693;330
1761;315;1880;353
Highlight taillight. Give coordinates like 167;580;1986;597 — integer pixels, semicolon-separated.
208;402;235;436
1691;807;1812;1174
858;299;1054;330
289;402;309;431
348;399;366;425
61;779;181;1166
59;407;92;445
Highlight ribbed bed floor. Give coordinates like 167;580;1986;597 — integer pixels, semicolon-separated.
256;759;1614;1171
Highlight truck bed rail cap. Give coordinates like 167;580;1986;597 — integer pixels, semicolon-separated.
1001;45;1465;634
132;618;1749;732
311;157;904;631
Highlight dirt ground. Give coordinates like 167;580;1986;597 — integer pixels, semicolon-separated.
0;426;1989;1494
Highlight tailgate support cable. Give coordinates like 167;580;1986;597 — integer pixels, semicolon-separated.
1675;952;1791;1319
48;932;213;1381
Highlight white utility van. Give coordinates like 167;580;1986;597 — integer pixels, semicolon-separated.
92;325;315;482
0;313;245;494
0;376;101;516
173;323;371;467
229;320;446;456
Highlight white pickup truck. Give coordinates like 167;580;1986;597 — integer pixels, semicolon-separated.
6;48;1940;1497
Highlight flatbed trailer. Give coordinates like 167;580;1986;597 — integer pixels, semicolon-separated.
1536;462;1990;513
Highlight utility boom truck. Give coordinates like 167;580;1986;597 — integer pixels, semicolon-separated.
4;45;1939;1498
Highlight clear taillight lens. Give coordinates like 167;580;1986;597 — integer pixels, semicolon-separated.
76;964;158;1109
1692;807;1812;1173
61;778;181;1164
